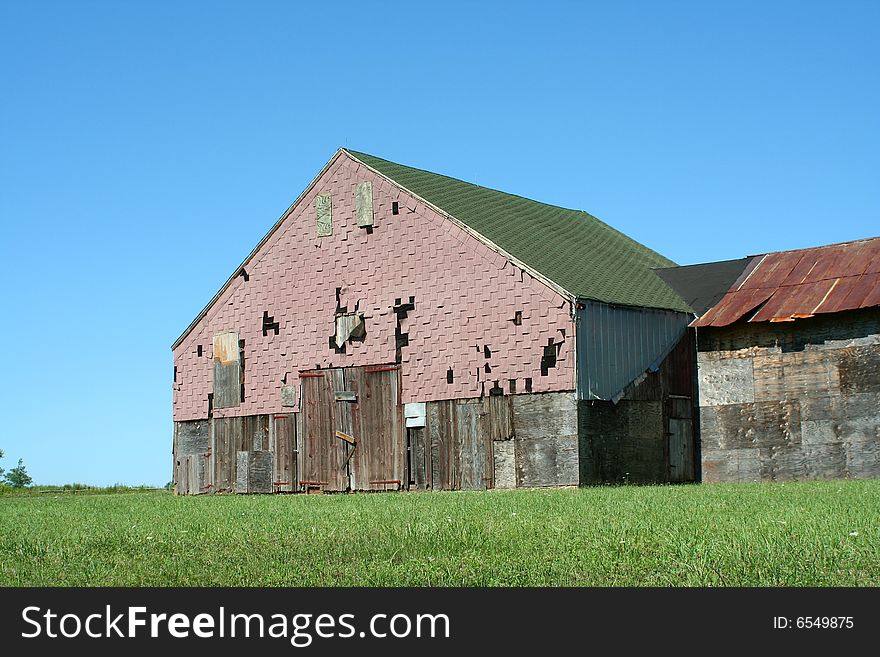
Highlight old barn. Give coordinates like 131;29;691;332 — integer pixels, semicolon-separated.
171;149;697;494
659;237;880;483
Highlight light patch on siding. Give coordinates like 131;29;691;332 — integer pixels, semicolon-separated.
315;193;332;236
356;181;373;227
335;313;365;348
212;332;240;365
404;402;426;428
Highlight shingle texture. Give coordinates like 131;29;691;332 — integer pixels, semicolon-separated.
172;153;575;420
347;150;690;312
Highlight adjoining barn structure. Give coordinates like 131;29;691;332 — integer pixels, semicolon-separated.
172;149;697;495
657;237;880;484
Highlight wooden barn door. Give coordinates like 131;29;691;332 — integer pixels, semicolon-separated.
346;365;404;490
299;365;403;492
300;370;348;491
667;396;695;482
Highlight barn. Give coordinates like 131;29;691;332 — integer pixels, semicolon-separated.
171;149;696;495
658;237;880;483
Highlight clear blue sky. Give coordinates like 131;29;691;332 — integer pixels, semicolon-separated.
1;1;877;485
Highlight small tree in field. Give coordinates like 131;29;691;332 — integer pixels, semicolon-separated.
0;448;5;479
6;460;33;488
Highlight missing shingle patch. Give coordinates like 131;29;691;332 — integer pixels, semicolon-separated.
262;311;280;336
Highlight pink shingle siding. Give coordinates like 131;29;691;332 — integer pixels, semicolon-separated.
172;152;575;421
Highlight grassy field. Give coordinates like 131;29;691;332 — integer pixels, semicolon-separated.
1;480;878;586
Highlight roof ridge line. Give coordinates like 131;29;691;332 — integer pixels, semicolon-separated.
343;149;678;270
748;234;880;258
343;149;576;303
343;148;587;215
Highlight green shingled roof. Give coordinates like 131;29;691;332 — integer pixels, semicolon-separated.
346;150;691;313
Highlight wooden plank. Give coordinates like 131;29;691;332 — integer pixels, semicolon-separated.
511;392;578;440
295;408;304;488
699;401;802;451
175;420;210;455
301;368;347;491
175;454;188;495
248;451;274;493
512;393;578;486
753;351;840;402
408;428;427;489
427;400;454;490
212;417;243;493
315;193;332;236
423;397;497;491
696;355;754;406
839;345;880;394
331;369;352;490
212;331;241;408
515;434;579;487
172;422;179;494
493;439;516;489
281;384;297;407
174;420;212;495
245;414;269;451
483;395;513;441
701;447;762;483
668;418;692;482
235;451;249;493
346;364;404;491
356;181;373;227
206;418;215;493
273;413;297;492
457;400;483;490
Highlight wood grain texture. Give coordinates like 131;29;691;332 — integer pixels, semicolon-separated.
300;369;347;491
346;365;404;491
273;414;297;492
212;331;241;408
698;316;880;483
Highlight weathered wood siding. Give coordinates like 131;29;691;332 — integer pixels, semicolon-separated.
300;370;347;491
578;333;697;484
271;413;297;492
513;392;579;487
173;420;210;495
209;415;269;493
175;413;293;495
297;365;404;492
212;331;241;409
698;308;880;483
404;391;578;491
408;395;512;491
348;366;405;490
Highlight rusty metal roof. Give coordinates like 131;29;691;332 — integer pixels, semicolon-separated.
692;236;880;327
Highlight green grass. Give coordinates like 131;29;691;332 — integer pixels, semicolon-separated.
1;480;878;586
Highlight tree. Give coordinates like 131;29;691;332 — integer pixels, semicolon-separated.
5;458;32;488
0;448;4;479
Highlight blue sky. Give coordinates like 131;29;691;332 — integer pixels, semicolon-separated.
1;1;877;485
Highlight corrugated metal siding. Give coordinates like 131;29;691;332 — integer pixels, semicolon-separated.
576;300;691;401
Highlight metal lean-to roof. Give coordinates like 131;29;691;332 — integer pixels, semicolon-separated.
346;150;691;313
692;236;880;327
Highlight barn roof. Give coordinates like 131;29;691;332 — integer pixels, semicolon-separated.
346;150;691;313
691;236;880;327
654;257;753;316
172;149;692;349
